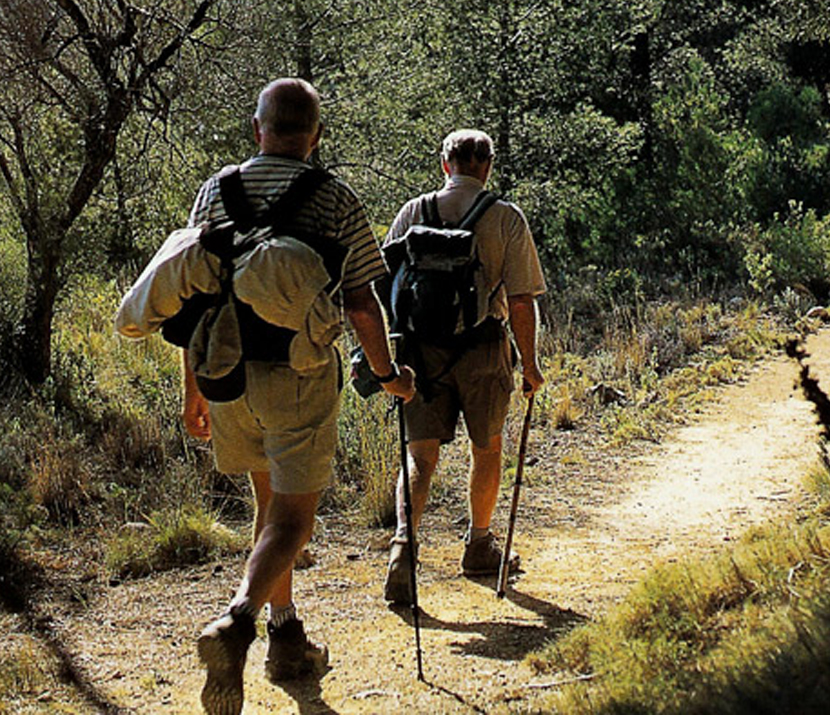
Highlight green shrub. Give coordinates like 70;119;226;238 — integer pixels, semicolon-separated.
335;356;399;527
105;506;245;580
528;466;830;715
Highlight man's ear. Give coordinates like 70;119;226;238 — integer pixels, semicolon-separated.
311;122;324;150
441;157;451;176
252;116;263;145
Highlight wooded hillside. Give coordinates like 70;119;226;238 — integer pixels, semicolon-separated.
1;0;829;383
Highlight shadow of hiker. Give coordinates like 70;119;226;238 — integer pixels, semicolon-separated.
0;548;129;715
272;673;340;715
389;581;586;662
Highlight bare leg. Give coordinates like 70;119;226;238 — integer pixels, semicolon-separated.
395;438;441;537
232;490;320;613
469;433;503;531
248;471;293;611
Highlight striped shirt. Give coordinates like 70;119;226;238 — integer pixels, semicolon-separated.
188;154;387;293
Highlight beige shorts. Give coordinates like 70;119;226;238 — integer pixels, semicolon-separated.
402;335;514;448
209;355;340;494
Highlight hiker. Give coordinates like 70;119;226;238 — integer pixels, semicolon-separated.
382;129;546;604
187;78;415;715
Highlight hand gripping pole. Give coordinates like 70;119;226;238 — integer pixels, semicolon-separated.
497;394;535;598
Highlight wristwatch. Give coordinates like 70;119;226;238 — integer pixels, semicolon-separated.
372;362;400;383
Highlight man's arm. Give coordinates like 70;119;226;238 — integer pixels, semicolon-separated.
343;284;415;402
507;294;544;396
181;349;211;440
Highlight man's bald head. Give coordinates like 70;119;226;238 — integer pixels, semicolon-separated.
441;129;494;182
255;78;320;136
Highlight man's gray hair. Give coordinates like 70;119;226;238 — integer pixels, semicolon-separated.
441;129;494;168
255;78;320;136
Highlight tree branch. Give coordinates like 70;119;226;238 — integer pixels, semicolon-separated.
54;0;114;87
136;0;215;88
0;150;25;220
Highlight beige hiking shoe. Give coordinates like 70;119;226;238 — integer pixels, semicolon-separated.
461;532;520;576
197;610;256;715
383;537;418;605
264;618;329;682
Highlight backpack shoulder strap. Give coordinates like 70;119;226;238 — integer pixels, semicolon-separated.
457;191;498;230
218;166;252;231
259;167;331;229
420;192;442;228
218;165;332;235
199;166;244;263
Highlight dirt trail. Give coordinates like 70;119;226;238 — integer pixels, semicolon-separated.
46;330;830;714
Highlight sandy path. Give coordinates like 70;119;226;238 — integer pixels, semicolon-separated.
43;330;830;714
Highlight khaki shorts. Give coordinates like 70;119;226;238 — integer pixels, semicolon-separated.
209;354;340;494
403;335;514;448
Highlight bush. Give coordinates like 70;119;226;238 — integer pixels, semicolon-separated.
738;204;830;299
105;506;245;580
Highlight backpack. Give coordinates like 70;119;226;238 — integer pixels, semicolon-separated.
115;166;348;402
383;190;499;348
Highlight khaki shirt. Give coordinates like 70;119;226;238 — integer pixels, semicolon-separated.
385;174;546;322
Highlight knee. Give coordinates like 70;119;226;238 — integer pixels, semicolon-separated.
264;493;319;548
408;440;440;478
472;434;502;458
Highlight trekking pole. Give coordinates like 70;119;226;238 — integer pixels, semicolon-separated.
396;395;425;680
497;392;535;599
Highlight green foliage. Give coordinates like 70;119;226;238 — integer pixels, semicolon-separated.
105;506;245;580
746;84;830;222
0;234;25;361
737;204;830;297
334;341;399;527
529;503;830;715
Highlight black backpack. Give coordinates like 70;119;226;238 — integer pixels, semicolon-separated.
383;190;499;348
160;166;348;401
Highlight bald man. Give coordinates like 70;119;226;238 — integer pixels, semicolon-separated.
186;78;414;715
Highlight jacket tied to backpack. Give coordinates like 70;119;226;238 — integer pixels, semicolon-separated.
115;166;348;401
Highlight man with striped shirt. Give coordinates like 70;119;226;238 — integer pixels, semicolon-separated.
187;78;414;715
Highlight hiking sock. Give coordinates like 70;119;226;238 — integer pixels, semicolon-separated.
468;526;490;543
269;603;298;628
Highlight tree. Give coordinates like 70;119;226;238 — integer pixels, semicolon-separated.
0;0;218;383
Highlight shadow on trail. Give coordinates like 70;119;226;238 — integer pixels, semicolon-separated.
0;548;129;715
391;578;586;662
274;676;340;715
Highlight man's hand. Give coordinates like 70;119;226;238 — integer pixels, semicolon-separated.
382;364;416;403
183;390;211;440
521;362;545;397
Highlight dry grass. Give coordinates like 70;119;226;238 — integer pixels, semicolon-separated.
104;505;245;579
527;464;830;715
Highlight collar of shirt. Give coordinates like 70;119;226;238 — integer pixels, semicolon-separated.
250;153;311;169
444;174;485;192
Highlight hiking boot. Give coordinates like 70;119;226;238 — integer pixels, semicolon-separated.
264;618;329;682
383;537;418;605
197;610;256;715
462;532;520;576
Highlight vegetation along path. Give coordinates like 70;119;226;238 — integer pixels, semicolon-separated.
21;329;830;714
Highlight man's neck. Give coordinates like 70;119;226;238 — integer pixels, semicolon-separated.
258;149;309;162
446;173;485;189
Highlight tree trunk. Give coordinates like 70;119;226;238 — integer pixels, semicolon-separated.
496;0;514;194
294;1;314;82
17;226;60;384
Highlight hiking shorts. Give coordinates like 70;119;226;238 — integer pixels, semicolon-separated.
403;335;515;448
208;353;340;494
